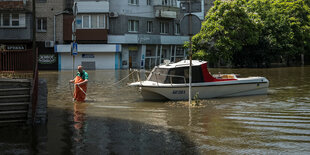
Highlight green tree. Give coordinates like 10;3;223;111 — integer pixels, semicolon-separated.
248;0;310;65
192;0;310;67
192;0;261;66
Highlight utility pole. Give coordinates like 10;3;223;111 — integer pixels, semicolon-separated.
72;1;78;78
32;0;36;74
188;0;192;105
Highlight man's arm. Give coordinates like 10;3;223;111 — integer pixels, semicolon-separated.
76;79;88;85
69;77;76;83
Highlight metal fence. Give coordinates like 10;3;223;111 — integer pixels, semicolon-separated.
0;49;34;78
0;49;34;71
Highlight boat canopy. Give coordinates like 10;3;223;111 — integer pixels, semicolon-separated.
148;61;236;84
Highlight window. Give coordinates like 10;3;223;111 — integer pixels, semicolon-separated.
3;14;10;26
128;20;139;32
162;0;167;5
37;18;47;32
11;14;19;26
175;23;180;34
91;15;97;28
160;22;169;34
99;15;106;28
78;14;107;29
82;15;90;28
147;0;151;5
0;13;25;27
162;0;175;6
147;21;153;33
176;46;184;56
128;0;138;5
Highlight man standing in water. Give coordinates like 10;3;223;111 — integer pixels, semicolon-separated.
70;65;88;102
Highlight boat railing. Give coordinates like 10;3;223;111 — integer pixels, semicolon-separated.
130;69;150;85
174;64;192;67
131;69;187;86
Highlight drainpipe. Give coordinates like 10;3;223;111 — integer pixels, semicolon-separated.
54;11;69;43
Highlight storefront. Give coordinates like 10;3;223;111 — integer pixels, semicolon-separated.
55;44;121;70
108;34;189;70
36;42;58;70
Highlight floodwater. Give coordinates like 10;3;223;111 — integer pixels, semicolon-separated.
1;67;310;154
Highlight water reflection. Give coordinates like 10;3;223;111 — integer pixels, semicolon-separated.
0;67;310;154
73;102;87;145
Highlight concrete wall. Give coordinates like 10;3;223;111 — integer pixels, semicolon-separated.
109;15;178;35
35;79;48;124
109;0;154;18
36;0;65;43
108;34;189;45
59;52;117;70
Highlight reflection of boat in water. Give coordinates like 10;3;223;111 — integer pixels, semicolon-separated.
129;60;269;101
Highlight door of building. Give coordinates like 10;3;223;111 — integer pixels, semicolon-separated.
129;50;138;68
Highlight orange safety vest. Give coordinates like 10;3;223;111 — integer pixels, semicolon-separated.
74;76;87;102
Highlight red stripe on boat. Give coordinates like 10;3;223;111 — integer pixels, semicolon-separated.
201;63;237;82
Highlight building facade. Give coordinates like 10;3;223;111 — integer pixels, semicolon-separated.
1;0;213;70
56;0;122;70
35;0;69;70
54;0;207;70
0;0;33;51
108;0;191;70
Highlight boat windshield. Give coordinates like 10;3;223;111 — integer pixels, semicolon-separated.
148;66;204;84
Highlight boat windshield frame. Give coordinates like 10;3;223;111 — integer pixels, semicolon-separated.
147;67;187;86
147;65;205;85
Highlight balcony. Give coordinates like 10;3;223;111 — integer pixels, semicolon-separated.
0;14;32;41
0;0;27;11
63;14;108;43
154;5;179;19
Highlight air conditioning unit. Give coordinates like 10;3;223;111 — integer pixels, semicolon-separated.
109;12;119;18
45;41;54;48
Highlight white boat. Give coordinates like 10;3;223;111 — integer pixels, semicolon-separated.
129;60;269;101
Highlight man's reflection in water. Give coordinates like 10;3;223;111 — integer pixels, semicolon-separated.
73;102;88;143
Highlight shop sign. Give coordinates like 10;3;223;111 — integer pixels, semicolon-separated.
128;46;138;51
6;45;26;50
0;44;26;51
82;54;95;58
39;54;56;64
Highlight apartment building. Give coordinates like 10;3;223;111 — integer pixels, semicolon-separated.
109;0;190;69
204;0;214;13
0;0;33;51
54;0;206;70
35;0;70;70
56;0;122;70
1;0;212;70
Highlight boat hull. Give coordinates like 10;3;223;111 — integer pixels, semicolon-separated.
136;78;269;101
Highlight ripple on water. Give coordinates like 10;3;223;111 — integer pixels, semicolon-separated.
93;105;132;109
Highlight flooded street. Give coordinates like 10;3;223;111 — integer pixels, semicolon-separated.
1;67;310;154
